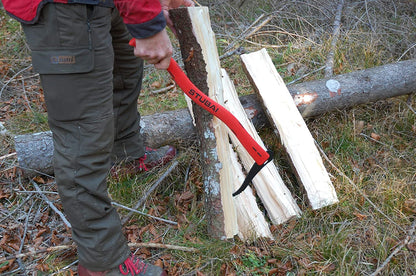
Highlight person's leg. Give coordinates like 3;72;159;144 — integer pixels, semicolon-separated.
22;4;130;270
109;11;176;175
110;8;145;162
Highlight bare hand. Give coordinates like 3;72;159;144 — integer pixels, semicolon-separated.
133;29;173;70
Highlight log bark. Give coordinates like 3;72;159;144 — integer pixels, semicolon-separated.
14;59;416;176
170;7;231;239
14;110;198;177
241;49;339;209
292;59;416;117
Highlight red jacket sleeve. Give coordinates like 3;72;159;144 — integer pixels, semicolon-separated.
2;0;44;23
114;0;167;39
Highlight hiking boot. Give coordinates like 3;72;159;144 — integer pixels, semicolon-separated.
77;254;167;276
111;145;176;179
139;145;177;171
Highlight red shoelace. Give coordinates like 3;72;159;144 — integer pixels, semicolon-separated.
119;255;148;275
136;155;148;172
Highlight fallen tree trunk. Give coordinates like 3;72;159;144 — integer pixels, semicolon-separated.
292;58;416;117
14;59;416;176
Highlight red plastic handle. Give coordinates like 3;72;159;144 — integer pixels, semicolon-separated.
167;58;269;165
129;38;270;165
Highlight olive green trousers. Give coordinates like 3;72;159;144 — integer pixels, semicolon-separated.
22;3;144;271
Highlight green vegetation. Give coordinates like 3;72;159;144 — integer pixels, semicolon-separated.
1;1;416;275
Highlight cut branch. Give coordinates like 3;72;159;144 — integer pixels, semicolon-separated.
112;201;177;225
324;0;345;78
0;242;197;263
121;160;179;225
30;179;72;228
370;220;416;276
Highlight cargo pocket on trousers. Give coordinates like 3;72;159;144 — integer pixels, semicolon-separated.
30;48;94;74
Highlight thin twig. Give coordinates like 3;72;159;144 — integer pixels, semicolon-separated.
151;84;176;94
50;260;79;276
21;78;33;113
0;64;33;98
0;152;17;161
0;194;33;224
397;43;416;61
122;160;179;225
17;200;36;275
0;245;76;262
127;242;198;252
370;220;416;276
0;242;197;263
113;201;177;226
219;47;245;60
224;13;266;52
324;0;345;78
405;96;416;115
315;140;404;232
13;189;59;195
364;0;374;32
287;65;325;85
29;179;72;228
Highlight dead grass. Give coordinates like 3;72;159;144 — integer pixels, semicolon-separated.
1;0;416;275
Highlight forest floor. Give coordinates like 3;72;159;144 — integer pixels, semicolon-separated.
1;0;416;275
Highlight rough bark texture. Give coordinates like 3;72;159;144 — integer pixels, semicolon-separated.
170;7;226;238
292;59;416;117
14;131;54;176
14;59;416;177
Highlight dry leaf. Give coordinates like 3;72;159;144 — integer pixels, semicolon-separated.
154;259;164;268
0;260;15;273
355;120;365;134
35;263;50;272
370;133;381;141
321;263;336;272
33;175;45;184
0;189;11;200
150;81;161;88
407;242;416;252
353;212;368;221
403;199;416;214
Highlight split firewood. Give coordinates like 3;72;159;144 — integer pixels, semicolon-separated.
227;143;273;241
221;69;301;224
241;49;338;209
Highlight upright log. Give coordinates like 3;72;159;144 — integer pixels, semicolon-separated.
170;7;233;239
241;49;339;209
